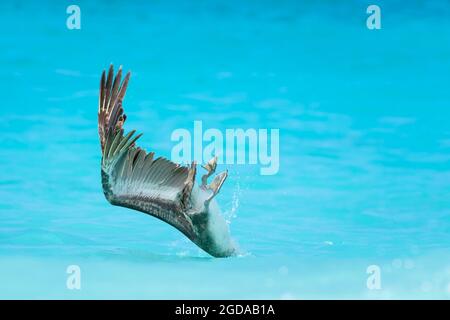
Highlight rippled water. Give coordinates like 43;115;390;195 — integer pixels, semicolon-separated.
1;0;450;299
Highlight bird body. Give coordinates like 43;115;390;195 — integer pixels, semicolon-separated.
98;65;235;257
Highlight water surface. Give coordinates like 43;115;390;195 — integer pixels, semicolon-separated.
0;0;449;299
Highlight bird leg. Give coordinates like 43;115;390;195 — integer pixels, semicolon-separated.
201;156;218;187
204;171;228;207
201;156;228;207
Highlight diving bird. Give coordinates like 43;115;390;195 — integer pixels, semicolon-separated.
98;65;236;257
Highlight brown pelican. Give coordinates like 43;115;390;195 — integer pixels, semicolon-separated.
98;65;236;257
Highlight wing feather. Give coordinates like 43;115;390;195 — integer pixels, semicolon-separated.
98;65;196;238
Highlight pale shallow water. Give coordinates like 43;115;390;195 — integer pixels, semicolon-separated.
0;0;450;299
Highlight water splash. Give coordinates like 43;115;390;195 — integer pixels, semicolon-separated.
223;179;241;225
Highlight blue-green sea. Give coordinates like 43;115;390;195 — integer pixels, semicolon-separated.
0;0;449;299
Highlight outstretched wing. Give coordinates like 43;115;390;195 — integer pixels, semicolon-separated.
98;65;197;239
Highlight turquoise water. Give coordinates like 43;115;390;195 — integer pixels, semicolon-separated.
1;0;450;299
